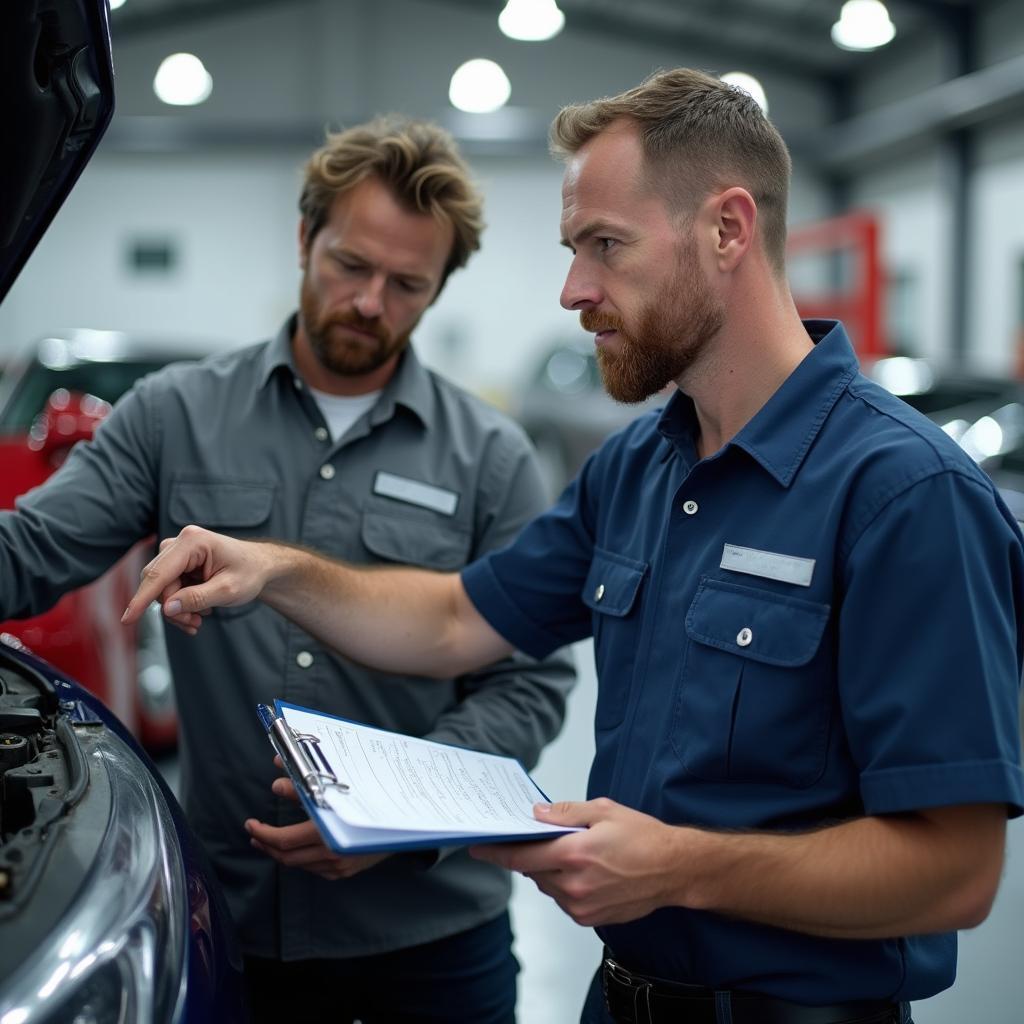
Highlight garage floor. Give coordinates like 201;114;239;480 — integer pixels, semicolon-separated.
157;640;1024;1023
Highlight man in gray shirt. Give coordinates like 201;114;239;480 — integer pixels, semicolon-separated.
0;117;574;1023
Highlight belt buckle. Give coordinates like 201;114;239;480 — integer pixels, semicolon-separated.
603;958;654;1023
604;957;650;994
604;958;636;987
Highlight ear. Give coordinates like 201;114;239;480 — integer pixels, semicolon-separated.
710;187;757;273
298;218;310;271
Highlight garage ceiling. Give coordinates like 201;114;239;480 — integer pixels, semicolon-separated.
100;0;1019;170
110;0;998;85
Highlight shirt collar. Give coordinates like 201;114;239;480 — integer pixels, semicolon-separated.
256;316;298;388
658;320;859;487
258;313;433;428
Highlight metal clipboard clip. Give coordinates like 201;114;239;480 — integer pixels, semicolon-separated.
257;703;349;809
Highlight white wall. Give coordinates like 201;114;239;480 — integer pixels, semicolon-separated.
970;120;1024;374
847;149;951;363
0;151;303;354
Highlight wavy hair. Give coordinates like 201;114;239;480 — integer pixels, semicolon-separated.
300;116;484;287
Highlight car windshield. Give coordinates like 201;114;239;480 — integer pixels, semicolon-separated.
0;359;166;432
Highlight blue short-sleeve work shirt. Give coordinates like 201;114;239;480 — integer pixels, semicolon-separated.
462;320;1024;1004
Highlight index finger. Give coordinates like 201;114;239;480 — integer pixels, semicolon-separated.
121;531;201;625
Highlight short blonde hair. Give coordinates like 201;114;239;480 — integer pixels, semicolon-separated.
300;116;484;287
550;68;792;275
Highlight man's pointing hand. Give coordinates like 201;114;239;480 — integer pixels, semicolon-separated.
121;524;272;633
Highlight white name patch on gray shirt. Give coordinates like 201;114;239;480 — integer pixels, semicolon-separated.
373;471;459;516
720;543;815;587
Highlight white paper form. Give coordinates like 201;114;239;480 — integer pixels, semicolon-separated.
281;704;576;838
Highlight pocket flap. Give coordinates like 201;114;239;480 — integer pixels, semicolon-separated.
169;480;275;529
361;509;470;571
685;577;829;667
581;548;647;617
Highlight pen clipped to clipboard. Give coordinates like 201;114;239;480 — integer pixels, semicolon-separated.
257;703;349;809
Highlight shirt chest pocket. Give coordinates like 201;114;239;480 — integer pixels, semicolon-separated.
673;577;832;788
168;479;277;533
582;548;648;731
360;504;472;571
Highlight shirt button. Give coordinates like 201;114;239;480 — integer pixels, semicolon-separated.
594;583;605;602
296;651;314;668
314;426;329;442
294;377;304;390
683;500;699;515
319;464;335;480
736;627;753;647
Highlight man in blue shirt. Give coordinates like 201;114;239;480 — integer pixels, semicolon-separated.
126;68;1024;1024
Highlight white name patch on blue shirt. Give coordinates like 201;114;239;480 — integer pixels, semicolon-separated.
720;543;815;587
373;471;459;516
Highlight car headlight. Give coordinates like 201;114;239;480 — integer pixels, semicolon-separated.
0;721;187;1024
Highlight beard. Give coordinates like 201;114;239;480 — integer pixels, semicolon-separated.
583;244;725;404
299;273;412;377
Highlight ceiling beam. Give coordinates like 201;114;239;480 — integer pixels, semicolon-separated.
815;51;1024;171
111;0;315;38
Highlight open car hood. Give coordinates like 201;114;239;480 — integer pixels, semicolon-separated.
1;0;114;302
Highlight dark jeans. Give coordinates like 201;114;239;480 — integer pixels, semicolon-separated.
580;967;914;1024
243;912;518;1024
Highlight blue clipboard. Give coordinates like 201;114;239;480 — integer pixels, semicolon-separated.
256;700;576;854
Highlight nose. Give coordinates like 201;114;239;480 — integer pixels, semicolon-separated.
354;273;387;319
560;257;601;311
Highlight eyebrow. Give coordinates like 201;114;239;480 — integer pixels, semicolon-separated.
332;244;434;288
559;219;620;250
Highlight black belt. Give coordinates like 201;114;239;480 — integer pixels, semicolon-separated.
601;957;899;1024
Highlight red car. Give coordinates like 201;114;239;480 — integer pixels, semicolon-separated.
0;328;213;749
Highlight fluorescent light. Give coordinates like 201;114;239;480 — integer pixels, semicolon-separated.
109;0;127;9
498;0;565;41
961;416;1004;461
721;72;768;115
153;53;213;106
449;59;512;114
831;0;896;51
941;418;970;442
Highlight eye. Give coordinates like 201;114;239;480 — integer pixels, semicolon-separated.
334;254;365;273
394;278;427;295
597;237;617;253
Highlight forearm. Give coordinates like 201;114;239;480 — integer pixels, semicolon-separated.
257;542;514;679
679;803;1006;938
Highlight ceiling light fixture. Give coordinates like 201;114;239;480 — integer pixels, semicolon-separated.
153;53;213;106
498;0;565;42
449;59;512;114
720;71;768;115
831;0;896;51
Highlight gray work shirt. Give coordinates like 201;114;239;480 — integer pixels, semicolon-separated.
0;318;575;959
